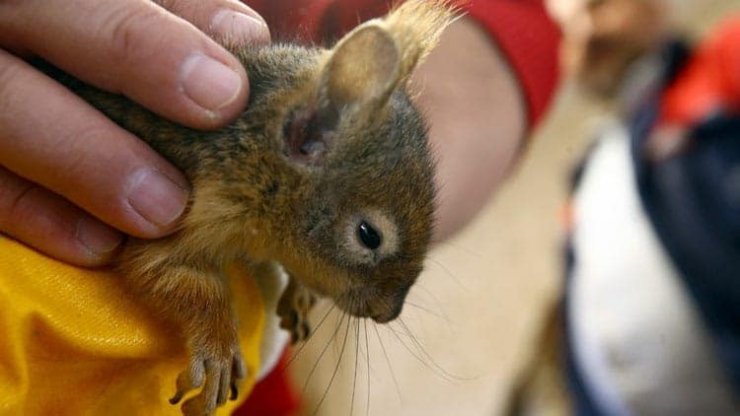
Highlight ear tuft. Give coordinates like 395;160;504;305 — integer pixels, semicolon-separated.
381;0;460;80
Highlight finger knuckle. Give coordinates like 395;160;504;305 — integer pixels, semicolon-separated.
52;124;112;184
154;0;204;23
0;171;38;228
103;4;167;68
0;0;25;29
152;0;177;12
0;53;24;102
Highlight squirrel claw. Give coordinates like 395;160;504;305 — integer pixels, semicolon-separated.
277;278;317;344
230;382;239;401
173;348;245;416
229;353;245;401
169;393;184;406
170;357;206;405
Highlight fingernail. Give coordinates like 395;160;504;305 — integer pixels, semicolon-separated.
211;9;270;45
76;216;123;255
180;53;243;113
127;169;188;229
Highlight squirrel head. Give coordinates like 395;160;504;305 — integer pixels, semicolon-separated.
252;0;455;323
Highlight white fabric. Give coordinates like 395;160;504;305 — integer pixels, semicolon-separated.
569;124;737;415
253;262;291;380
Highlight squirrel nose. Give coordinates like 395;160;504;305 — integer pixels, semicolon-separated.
369;284;410;323
371;302;403;323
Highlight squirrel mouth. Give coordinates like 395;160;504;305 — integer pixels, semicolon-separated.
336;289;405;324
370;309;400;324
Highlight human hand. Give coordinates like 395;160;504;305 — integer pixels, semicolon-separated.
0;0;269;266
547;0;668;97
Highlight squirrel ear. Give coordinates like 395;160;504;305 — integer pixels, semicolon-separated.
320;24;401;110
283;28;399;167
317;0;456;112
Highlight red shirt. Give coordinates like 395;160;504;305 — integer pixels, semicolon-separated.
660;16;740;126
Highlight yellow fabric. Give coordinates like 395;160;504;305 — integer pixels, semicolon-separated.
0;236;265;416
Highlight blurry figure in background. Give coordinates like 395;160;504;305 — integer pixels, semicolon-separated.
507;0;740;414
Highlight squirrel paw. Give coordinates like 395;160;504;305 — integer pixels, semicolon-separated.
277;278;317;344
170;347;246;416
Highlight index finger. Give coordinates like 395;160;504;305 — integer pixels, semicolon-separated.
1;0;266;130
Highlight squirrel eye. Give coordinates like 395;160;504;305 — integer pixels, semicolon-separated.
357;221;382;250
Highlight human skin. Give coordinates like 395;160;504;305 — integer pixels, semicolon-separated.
411;17;526;242
0;5;525;264
0;0;269;266
547;0;667;97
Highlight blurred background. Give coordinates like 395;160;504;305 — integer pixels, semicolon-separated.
287;1;740;414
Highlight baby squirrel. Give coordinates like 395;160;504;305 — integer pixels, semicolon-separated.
43;1;453;414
